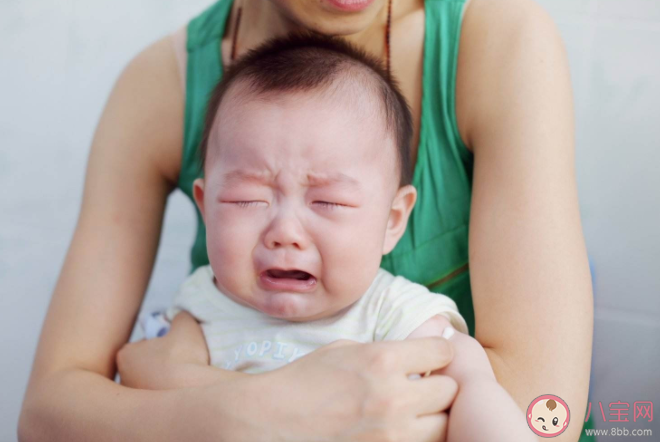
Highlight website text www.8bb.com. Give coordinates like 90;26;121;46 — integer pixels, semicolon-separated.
584;427;652;437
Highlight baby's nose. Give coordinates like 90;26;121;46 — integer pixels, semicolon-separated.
263;212;310;250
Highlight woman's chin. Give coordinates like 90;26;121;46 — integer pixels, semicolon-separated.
280;0;385;37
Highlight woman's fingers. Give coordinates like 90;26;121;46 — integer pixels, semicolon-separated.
258;338;455;442
406;375;458;416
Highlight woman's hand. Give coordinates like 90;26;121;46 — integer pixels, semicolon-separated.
119;315;456;441
232;337;457;442
117;311;217;389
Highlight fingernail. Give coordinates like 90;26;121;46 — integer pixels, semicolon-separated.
441;326;455;340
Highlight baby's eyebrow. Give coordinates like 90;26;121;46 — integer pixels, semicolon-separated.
220;170;273;188
220;170;361;190
307;173;361;189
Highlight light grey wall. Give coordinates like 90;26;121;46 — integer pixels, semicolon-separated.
1;0;659;440
0;1;211;440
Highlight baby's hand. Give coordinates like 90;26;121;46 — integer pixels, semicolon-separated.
117;311;210;389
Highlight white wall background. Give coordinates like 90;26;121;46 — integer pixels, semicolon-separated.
1;0;658;440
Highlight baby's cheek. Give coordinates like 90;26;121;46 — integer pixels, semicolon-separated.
330;227;382;263
317;241;378;304
207;219;256;269
211;210;259;244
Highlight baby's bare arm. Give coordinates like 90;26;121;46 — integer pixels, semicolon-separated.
407;315;535;442
117;312;249;390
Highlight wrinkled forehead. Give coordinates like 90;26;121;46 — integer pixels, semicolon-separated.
207;76;397;170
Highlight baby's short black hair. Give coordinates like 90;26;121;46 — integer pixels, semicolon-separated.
199;32;414;186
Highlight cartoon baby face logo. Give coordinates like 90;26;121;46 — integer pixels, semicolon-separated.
527;394;570;437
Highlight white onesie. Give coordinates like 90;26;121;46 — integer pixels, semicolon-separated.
165;266;468;374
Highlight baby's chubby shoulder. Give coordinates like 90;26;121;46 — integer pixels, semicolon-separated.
173;265;216;299
369;269;469;336
166;265;217;321
185;264;214;284
363;269;442;317
370;268;436;300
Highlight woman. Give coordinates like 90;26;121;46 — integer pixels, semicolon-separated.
19;0;594;441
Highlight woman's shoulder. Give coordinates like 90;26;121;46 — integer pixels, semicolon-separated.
456;0;566;150
459;0;562;58
111;33;185;184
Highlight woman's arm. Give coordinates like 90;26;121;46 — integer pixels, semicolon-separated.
18;34;190;441
17;34;257;441
456;1;593;441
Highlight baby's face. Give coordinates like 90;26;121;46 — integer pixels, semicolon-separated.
195;86;412;321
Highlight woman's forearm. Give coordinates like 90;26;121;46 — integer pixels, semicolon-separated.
144;362;248;390
19;367;254;442
20;368;186;442
484;336;592;442
21;339;462;442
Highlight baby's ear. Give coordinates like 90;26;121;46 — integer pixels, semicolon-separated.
382;185;417;255
192;178;207;222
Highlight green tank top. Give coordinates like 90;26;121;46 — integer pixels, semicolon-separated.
177;3;597;438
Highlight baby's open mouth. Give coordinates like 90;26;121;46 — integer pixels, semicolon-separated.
266;269;313;280
259;269;317;292
542;425;548;431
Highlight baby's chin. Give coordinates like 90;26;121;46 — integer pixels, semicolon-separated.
215;277;355;322
257;291;335;322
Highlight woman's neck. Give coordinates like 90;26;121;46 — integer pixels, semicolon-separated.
235;1;296;50
229;0;393;62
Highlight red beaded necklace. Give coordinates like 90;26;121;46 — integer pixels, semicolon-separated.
230;0;393;78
